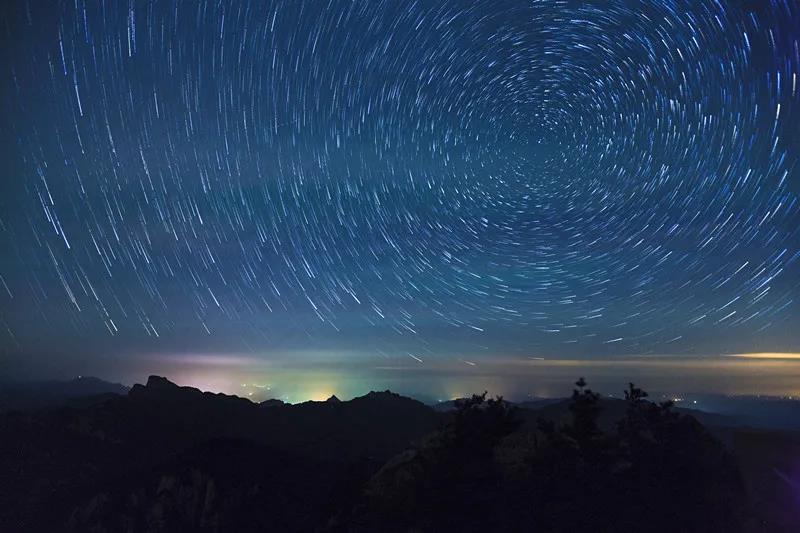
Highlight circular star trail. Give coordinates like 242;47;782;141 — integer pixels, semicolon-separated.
1;0;799;364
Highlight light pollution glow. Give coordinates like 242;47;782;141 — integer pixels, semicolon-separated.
725;353;800;360
99;352;800;403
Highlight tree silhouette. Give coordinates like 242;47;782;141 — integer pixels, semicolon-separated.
452;392;520;449
355;377;746;533
564;376;602;447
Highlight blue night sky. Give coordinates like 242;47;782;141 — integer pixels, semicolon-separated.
1;0;799;398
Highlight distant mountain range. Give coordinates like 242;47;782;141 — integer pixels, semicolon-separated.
0;376;129;411
6;376;800;432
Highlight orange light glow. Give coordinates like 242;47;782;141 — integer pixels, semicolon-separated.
726;353;800;360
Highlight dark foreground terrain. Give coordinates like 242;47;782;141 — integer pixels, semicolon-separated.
1;376;798;532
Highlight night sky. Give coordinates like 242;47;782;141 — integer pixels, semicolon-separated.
1;0;799;399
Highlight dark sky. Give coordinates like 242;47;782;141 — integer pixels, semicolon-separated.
1;0;799;397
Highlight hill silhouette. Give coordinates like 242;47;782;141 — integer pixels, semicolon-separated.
0;376;129;412
0;376;796;531
0;376;440;531
348;383;748;532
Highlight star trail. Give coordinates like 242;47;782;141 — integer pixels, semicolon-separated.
1;0;799;380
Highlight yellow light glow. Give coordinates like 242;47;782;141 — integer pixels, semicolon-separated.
726;353;800;360
307;390;336;402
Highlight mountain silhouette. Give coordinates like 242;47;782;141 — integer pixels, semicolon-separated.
0;376;129;412
0;376;796;531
